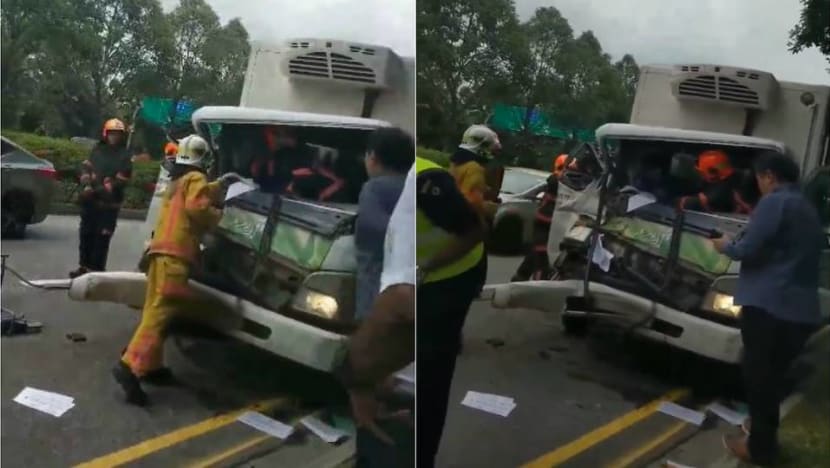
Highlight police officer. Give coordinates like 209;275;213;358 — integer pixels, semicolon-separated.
70;118;133;278
416;156;487;467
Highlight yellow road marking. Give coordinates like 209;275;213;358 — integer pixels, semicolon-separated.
521;388;689;468
73;398;289;468
185;434;273;468
603;420;688;468
186;410;324;468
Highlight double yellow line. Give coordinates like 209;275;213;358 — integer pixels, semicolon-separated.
73;398;288;468
521;388;690;468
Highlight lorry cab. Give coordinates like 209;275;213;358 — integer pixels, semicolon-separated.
482;64;830;365
55;39;415;385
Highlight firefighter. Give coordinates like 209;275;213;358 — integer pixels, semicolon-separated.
69;118;133;278
678;150;753;214
250;126;308;194
286;148;350;203
163;141;178;162
449;125;502;222
511;154;569;282
112;135;239;406
416;156;487;467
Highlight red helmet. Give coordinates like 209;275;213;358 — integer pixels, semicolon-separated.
553;154;568;176
696;150;733;183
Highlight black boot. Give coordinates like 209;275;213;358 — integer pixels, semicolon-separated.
142;367;177;386
112;362;148;406
69;266;89;279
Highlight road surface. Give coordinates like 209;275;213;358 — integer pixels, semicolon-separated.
1;216;356;467
2;216;741;467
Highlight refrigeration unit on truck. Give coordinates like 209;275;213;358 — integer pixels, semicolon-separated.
36;38;415;388
480;64;830;364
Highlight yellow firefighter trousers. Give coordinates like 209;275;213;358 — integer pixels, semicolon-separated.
121;254;191;377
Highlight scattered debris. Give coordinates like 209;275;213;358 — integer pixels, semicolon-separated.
485;338;505;348
66;333;87;343
13;387;75;417
238;411;295;439
707;402;747;426
461;391;516;417
1;310;42;336
658;401;706;426
301;415;349;444
662;460;696;468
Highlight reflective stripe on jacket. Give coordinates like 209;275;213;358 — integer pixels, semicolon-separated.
416;157;484;283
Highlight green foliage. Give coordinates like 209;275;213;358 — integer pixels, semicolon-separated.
417;3;640;170
417;147;451;168
1;0;250;138
4;130;160;208
789;0;830;69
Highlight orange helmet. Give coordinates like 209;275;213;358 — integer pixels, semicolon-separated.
102;118;126;138
696;150;733;183
553;154;568;176
164;142;178;157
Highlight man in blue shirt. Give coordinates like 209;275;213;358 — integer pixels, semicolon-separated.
712;151;824;466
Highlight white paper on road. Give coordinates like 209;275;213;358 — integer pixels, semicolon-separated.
238;411;295;440
225;181;256;201
627;192;657;212
13;387;75;417
461;391;516;417
662;461;697;468
658;402;706;426
707;402;747;426
301;415;349;444
591;235;614;273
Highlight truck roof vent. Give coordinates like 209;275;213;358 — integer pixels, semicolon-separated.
671;64;778;110
282;39;404;90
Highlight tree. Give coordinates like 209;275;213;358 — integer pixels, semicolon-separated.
417;0;523;149
789;0;830;68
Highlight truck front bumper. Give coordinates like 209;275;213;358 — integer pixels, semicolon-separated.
60;272;414;395
479;280;743;364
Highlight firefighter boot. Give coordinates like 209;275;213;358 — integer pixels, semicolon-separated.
112;362;148;406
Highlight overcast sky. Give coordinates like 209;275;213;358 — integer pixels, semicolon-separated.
516;0;829;85
161;0;415;56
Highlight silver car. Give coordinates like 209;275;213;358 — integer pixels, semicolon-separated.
490;166;550;254
1;136;57;238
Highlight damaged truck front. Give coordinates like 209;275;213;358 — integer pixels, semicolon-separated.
481;64;830;364
40;39;415;391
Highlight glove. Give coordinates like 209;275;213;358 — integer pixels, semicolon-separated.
218;172;243;187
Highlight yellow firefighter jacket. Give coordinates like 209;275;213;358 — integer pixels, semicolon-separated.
148;170;223;264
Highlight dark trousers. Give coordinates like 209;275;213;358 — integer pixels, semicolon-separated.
79;208;117;271
417;258;487;468
741;306;817;464
355;418;415;468
513;248;550;281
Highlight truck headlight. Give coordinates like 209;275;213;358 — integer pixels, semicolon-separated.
290;272;354;321
293;289;339;319
704;291;742;318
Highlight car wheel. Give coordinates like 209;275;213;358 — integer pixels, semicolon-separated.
1;192;32;239
562;315;589;336
490;216;524;255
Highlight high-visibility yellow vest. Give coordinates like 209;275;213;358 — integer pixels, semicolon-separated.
416;157;484;283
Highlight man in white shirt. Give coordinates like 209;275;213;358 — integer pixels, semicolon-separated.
335;162;415;459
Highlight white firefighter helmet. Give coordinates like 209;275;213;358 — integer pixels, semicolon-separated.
459;125;501;158
175;134;210;167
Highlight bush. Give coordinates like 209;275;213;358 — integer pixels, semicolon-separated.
417;146;451;168
3;130;160;209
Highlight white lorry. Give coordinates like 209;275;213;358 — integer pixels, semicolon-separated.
481;64;830;364
36;39;415;386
